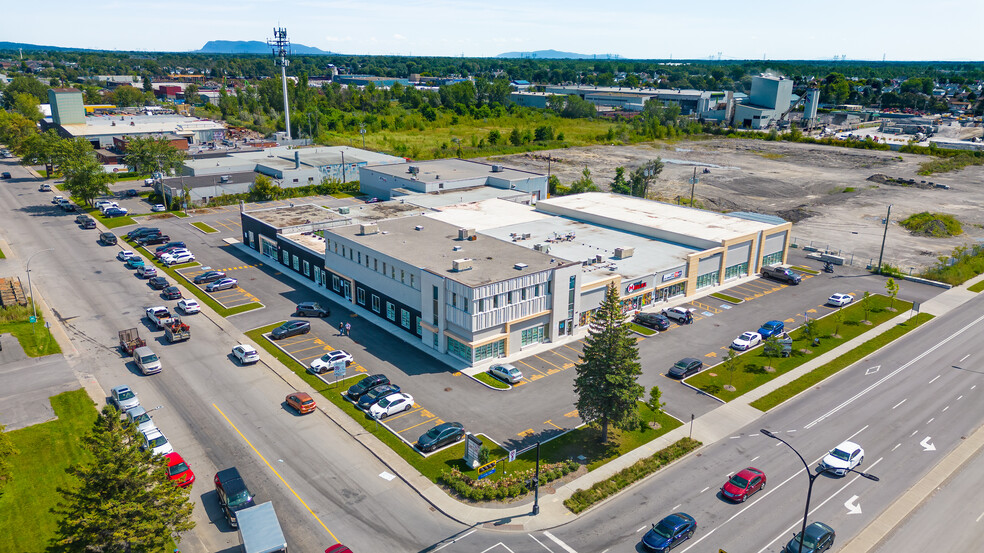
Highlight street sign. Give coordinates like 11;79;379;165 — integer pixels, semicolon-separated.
508;449;517;462
478;460;497;480
331;360;347;379
28;316;36;323
912;301;920;312
464;433;482;468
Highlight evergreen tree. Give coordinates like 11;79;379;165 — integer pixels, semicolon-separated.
573;284;645;443
54;406;194;553
629;158;664;198
610;166;631;195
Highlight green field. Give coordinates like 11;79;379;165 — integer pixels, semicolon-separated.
0;302;62;356
0;390;98;553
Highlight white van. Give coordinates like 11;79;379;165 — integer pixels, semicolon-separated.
133;346;162;375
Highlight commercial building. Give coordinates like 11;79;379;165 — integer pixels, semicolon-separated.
48;88;85;125
45;107;227;149
359;158;548;202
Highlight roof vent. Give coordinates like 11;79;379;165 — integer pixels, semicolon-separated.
408;165;419;175
614;247;635;259
514;262;528;270
359;223;379;235
594;254;604;264
415;225;424;231
534;243;551;253
338;206;350;215
452;258;473;272
457;228;476;240
491;164;504;173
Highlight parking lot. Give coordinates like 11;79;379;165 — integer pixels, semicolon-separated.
176;264;263;309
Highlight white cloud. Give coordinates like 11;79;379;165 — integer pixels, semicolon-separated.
393;34;406;40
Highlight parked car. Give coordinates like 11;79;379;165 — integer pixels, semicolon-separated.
94;200;117;211
232;344;260;364
270;320;310;339
155;241;186;253
51;195;65;204
286;392;317;414
117;250;135;261
125;405;157;434
309;350;353;374
80;218;96;229
125;189;138;197
162;286;182;300
151;204;167;212
634;312;671;331
137;266;157;279
721;467;766;502
100;232;118;246
642;512;697;552
110;385;140;412
193;271;226;284
827;293;854;307
39;183;52;191
126;257;144;269
489;363;522;384
662;306;693;323
368;392;414;419
731;331;762;351
125;227;158;240
783;522;835;553
214;467;255;528
0;172;10;180
164;452;195;488
148;276;169;290
757;320;785;339
75;213;90;224
103;207;128;218
355;384;401;410
668;357;703;379
818;441;864;476
205;277;237;291
416;422;465;452
346;374;390;400
141;428;173;456
177;299;201;314
762;265;802;285
133;346;162;375
162;252;195;266
140;234;171;246
156;247;190;260
364;197;380;204
295;301;330;317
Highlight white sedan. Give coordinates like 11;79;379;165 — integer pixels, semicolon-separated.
232;344;260;365
177;299;200;314
827;293;854;307
151;204;167;212
162;252;195;266
141;429;174;456
731;331;762;351
117;250;135;261
818;440;864;476
369;392;414;419
309;350;353;374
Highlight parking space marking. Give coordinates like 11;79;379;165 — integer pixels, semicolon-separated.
518;429;535;438
519;360;548;376
564;409;579;418
533;354;568;373
690;300;721;314
544;419;562;430
397;416;440;435
546;349;578;365
562;343;583;355
381;404;426;422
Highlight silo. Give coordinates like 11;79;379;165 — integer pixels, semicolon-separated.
803;89;820;127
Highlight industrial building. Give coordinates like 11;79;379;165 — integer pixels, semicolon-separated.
537;85;738;120
240;177;791;368
733;75;794;129
359;158;549;202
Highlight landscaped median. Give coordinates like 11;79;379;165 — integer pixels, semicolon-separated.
245;322;684;504
191;221;219;233
472;371;511;389
686;294;911;402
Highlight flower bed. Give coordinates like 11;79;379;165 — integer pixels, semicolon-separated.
440;459;580;501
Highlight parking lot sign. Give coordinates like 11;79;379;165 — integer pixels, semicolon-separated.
509;449;516;462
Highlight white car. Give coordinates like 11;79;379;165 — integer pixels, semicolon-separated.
136;266;157;278
232;344;260;365
662;306;694;323
177;299;200;314
51;195;65;204
93;199;114;210
141;428;174;456
489;363;523;384
827;293;854;307
125;405;157;434
151;204;166;212
309;350;354;374
731;331;762;351
117;250;135;261
98;201;120;213
818;440;864;476
369;392;414;419
161;252;195;266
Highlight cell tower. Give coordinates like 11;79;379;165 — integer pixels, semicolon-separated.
268;27;292;140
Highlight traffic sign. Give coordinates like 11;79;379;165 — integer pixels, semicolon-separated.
508;449;516;462
28;316;36;323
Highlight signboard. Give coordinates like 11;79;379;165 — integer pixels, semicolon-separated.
662;270;684;282
28;316;37;323
464;433;482;469
625;281;647;294
912;301;920;313
508;449;517;462
331;360;347;379
477;460;497;480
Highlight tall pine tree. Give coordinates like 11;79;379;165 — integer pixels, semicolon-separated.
54;406;195;553
573;283;645;443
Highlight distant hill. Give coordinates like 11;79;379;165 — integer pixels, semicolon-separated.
496;49;615;60
196;40;336;55
0;41;98;53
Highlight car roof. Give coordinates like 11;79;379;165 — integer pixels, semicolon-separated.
435;421;463;431
762;320;782;326
127;405;147;416
677;357;700;364
661;512;694;526
164;451;184;464
805;521;833;536
292;392;313;401
112;384;132;394
735;467;763;478
834;440;861;451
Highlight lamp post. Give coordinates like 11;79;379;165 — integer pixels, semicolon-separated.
532;440;541;516
761;429;879;553
359;123;366;149
26;249;54;337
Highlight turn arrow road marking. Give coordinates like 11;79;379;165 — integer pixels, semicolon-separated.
845;495;862;515
920;436;936;451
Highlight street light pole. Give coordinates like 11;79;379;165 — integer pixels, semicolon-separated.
532;440;541;516
761;429;878;553
26;249;54;337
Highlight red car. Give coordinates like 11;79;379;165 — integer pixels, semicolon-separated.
165;452;195;487
325;545;353;553
721;467;765;502
286;392;317;414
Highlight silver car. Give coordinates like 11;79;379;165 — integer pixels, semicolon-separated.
489;363;523;384
125;405;157;434
110;385;140;412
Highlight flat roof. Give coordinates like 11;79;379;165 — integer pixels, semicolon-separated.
245;204;342;228
233;145;402;166
61;113;224;137
403;188;535;210
537;193;779;243
287;231;328;254
364;158;542;183
334;216;571;287
425;198;552;230
161;171;256;189
244;202;430;230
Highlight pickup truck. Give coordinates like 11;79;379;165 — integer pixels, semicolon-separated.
163;319;191;343
761;265;802;285
118;328;146;355
145;306;175;330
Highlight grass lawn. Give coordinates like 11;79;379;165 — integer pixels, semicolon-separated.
629;323;658;336
751;313;934;411
191;221;219;233
0;303;62;356
686;295;910;402
791;266;821;275
473;371;510;389
0;246;5;258
710;292;743;304
98;214;137;229
968;280;984;293
0;389;98;553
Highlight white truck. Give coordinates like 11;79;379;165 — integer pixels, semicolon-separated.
145;306;175;330
238;502;287;553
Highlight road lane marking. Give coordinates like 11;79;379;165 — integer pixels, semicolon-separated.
750;456;760;462
957;395;963;400
892;399;907;409
960;354;970;362
672;504;681;510
929;375;941;384
543;531;579;553
528;534;555;553
637;526;646;533
942;405;949;412
433;529;478;552
700;486;710;493
910;430;919;437
892;443;901;451
927;418;935;424
804;312;984;429
213;403;339;542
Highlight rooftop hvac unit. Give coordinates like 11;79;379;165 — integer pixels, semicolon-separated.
614;247;635;259
408;165;420;175
491;164;504;173
514;262;528;270
452;258;473;272
359;223;379;235
338;206;350;215
534;243;551;254
457;228;476;240
594;254;604;264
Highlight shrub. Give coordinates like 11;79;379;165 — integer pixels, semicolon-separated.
439;459;579;502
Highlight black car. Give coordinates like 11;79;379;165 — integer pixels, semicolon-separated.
634;312;671;331
668;357;703;378
156;241;186;252
80;218;97;229
125;227;157;240
1;172;11;179
416;422;465;453
162;286;182;300
193;271;226;284
346;374;390;400
139;234;170;245
294;301;330;317
148;276;169;290
642;512;697;552
102;207;126;217
270;320;311;340
125;189;138;197
356;383;401;410
784;522;835;553
74;214;91;224
99;232;117;246
214;467;255;528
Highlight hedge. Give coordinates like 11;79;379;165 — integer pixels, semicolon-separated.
440;459;579;502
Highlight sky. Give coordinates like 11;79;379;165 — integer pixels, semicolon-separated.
2;0;982;61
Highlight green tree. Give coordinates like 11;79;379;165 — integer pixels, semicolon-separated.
13;93;43;121
0;421;18;495
487;129;501;145
862;291;871;322
111;85;145;107
610;166;631;195
0;110;39;153
53;406;195;553
832;309;844;338
122;136;186;176
724;349;741;390
885;278;899;310
20;129;64;177
804;317;819;345
645;386;665;428
61;155;115;206
509;127;522;146
573;283;645;443
249;174;282;201
184;84;200;106
569;167;599;194
629;159;663;198
1;75;47;108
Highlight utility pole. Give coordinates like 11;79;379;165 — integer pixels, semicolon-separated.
532;440;541;516
877;204;892;274
268;28;292;141
688;166;699;207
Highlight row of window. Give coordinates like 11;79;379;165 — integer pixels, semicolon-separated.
695;271;718;289
762;251;783;266
327;238;417;290
355;285;421;335
471;281;551;314
723;262;748;280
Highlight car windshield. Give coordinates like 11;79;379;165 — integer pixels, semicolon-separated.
168;462;189;476
651;521;675;539
134;413;150;423
425;427;443;439
149;436;166;447
830;448;851;461
673;361;689;370
729;475;749;488
378;397;392;407
228;490;253;509
118;391;134;401
140;354;159;363
793;532;818;549
508;368;520;376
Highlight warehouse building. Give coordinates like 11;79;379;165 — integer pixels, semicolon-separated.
733;75;794;129
359;158;548;202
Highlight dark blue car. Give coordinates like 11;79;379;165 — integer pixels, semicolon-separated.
642;512;696;552
757;320;785;339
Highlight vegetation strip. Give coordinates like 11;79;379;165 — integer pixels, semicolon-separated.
751;313;934;412
968;280;984;293
709;292;743;304
191;221;219;233
628;322;658;335
564;438;702;514
0;302;62;357
473;371;511;389
791;265;821;275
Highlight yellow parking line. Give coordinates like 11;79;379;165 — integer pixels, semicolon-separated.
562;343;583;355
213;403;339;541
398;417;440;434
533;354;566;372
281;336;319;347
517;359;547;376
382;405;426;422
544;419;562;430
548;350;577;364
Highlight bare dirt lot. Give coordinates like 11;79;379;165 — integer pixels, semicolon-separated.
487;138;984;272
